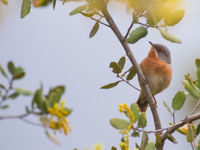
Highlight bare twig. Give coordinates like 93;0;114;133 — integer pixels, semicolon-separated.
0;79;13;106
101;3;162;137
190;100;200;116
117;75;141;92
124;20;134;39
172;110;176;124
189;124;197;150
20;118;43;127
190;142;195;150
0;112;32;120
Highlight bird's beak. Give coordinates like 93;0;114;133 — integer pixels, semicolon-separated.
149;41;154;46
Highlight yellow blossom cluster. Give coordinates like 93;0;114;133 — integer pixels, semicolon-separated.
181;123;189;134
48;99;71;135
118;103;135;150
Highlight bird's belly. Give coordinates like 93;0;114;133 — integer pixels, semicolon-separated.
140;58;172;95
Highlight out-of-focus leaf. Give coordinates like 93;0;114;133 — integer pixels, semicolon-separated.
163;100;173;115
126;67;136;80
32;0;49;7
25;106;30;113
45;130;61;145
32;88;43;109
196;123;200;136
160;29;182;43
69;5;87;15
130;103;139;123
132;11;138;23
197;68;200;89
109;62;122;74
89;22;99;38
80;12;95;17
198;140;200;150
8;92;20;99
164;9;185;26
131;131;140;137
195;58;200;68
63;107;73;116
110;118;129;130
100;81;120;89
182;80;200;99
137;112;147;128
40;115;50;127
166;134;177;144
43;99;50;113
118;56;126;70
53;0;56;9
140;132;149;150
187;124;196;143
172;91;186;110
155;133;162;148
111;146;117;150
1;0;8;5
0;84;6;89
13;72;25;80
48;85;65;107
14;88;32;96
1;105;9;109
7;61;15;75
0;65;8;78
127;26;148;44
144;142;156;150
21;0;31;18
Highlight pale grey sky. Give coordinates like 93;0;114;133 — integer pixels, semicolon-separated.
0;0;200;150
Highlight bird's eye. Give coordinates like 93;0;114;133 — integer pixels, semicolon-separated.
157;49;163;53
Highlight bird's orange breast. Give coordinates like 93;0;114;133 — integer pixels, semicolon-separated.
140;56;172;95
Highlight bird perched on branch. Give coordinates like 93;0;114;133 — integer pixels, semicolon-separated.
137;41;172;112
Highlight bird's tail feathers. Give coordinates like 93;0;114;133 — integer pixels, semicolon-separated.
136;94;148;112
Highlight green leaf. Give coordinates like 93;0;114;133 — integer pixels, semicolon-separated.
7;61;15;75
1;105;9;109
187;124;196;143
137;112;147;128
13;67;24;76
100;81;120;89
89;22;99;38
198;140;200;150
111;146;118;150
182;80;200;99
21;0;31;18
172;91;186;110
43;99;50;113
32;88;43;109
131;131;140;137
144;142;156;150
53;0;56;9
132;11;138;23
14;88;32;96
140;132;149;150
110;118;129;130
163;100;173;115
195;58;200;68
166;134;177;144
197;68;200;89
25;106;30;113
130;103;139;123
169;122;186;135
127;26;148;44
126;67;136;81
160;29;182;43
164;9;185;26
40;115;50;127
155;133;161;148
109;62;122;74
69;5;87;16
80;12;95;17
0;84;6;89
13;72;25;80
48;85;65;107
196;123;200;136
0;64;8;78
118;56;126;70
45;130;60;145
8;92;20;99
1;0;8;5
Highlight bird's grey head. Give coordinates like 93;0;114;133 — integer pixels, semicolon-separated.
149;41;171;64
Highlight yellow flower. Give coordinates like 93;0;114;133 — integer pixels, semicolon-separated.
48;99;71;135
182;123;189;134
93;142;104;150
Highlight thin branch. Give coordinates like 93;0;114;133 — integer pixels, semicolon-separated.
117;75;141;92
189;124;197;150
90;17;110;27
101;3;162;136
20;118;43;127
0;112;31;120
124;20;134;39
161;112;200;143
172;110;176;124
190;100;200;116
190;142;195;150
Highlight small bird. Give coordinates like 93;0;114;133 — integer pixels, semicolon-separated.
137;41;172;112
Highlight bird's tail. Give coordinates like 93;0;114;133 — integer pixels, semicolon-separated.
136;94;149;112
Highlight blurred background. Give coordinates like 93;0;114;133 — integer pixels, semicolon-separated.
0;0;200;149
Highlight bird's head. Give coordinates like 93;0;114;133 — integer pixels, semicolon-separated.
149;41;171;64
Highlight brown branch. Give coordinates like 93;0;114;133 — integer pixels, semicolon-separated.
101;4;162;135
117;75;141;92
124;20;134;39
0;112;32;120
161;112;200;143
90;17;110;27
